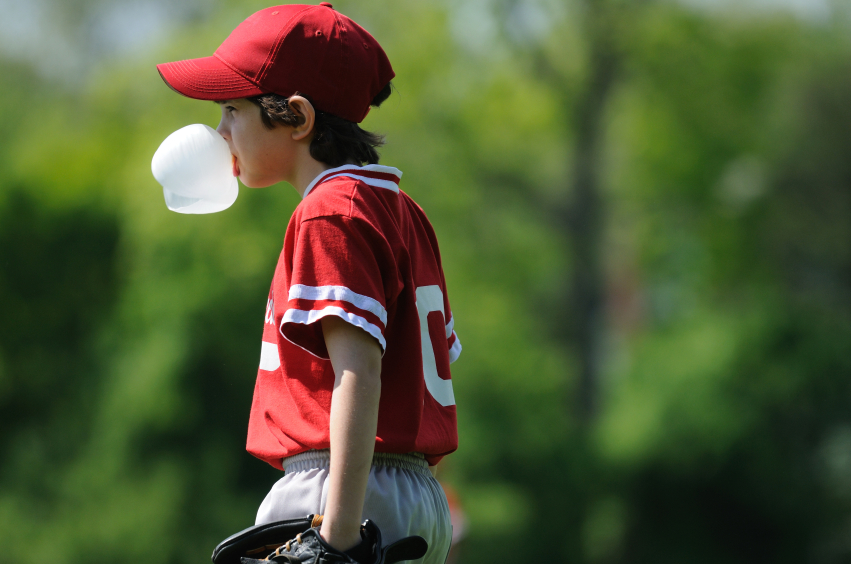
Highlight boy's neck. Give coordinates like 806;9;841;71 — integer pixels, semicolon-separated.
291;157;360;198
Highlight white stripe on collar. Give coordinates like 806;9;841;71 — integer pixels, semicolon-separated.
302;164;403;199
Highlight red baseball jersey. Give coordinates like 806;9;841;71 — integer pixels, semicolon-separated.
246;164;461;468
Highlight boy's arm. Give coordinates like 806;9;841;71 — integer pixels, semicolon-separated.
319;315;383;552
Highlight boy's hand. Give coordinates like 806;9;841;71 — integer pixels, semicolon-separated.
320;315;382;553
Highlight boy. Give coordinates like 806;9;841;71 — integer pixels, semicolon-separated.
156;4;460;563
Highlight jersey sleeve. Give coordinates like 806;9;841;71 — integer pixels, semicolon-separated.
279;215;395;358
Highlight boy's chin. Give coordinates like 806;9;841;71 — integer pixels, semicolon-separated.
239;170;283;189
239;176;269;189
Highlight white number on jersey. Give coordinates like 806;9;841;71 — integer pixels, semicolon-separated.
415;285;456;407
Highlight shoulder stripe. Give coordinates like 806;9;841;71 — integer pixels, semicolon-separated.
322;173;399;193
303;164;403;198
288;284;388;325
360;164;403;177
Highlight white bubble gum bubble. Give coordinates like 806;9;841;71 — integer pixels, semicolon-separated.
151;124;239;214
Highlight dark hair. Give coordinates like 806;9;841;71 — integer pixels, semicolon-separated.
246;83;392;167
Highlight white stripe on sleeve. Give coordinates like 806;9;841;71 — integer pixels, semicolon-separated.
448;333;462;364
445;315;455;339
288;284;387;325
281;306;387;353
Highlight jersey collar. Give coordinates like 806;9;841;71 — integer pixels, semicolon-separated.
302;164;403;199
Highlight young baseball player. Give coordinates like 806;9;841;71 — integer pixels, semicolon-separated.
156;4;460;563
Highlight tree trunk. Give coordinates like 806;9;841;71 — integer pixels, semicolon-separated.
563;2;619;422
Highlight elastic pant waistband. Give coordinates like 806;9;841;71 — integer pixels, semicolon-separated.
283;449;430;477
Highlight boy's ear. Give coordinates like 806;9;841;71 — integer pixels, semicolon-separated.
287;95;316;141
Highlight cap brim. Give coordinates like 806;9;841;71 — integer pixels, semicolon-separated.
157;55;265;101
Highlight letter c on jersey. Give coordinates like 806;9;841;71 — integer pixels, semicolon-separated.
416;285;456;407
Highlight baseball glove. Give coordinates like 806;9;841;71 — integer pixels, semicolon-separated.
212;515;323;564
213;515;427;564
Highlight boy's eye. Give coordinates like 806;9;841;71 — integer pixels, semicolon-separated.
225;105;236;113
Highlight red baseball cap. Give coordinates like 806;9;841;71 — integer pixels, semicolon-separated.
157;3;394;123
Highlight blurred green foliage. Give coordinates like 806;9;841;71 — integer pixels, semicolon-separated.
1;1;850;563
